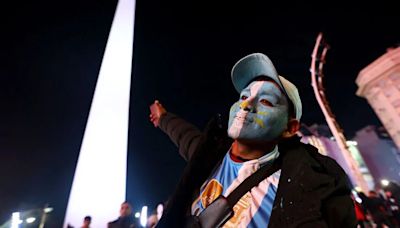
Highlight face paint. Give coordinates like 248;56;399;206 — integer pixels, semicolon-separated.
228;80;289;141
256;111;268;116
253;117;265;128
230;102;239;112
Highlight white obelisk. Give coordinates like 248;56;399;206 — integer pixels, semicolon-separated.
64;0;135;227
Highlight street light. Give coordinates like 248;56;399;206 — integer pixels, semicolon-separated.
44;207;53;213
11;212;22;228
39;204;53;228
381;179;390;187
26;217;36;224
156;204;163;220
140;206;148;227
134;212;140;218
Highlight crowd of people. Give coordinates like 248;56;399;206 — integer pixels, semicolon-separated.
353;190;400;228
66;189;399;228
67;201;162;228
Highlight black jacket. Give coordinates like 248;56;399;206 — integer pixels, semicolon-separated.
108;216;136;228
157;113;356;228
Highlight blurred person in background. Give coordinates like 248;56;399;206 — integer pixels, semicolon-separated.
108;202;136;228
81;216;91;228
385;190;400;226
364;191;392;228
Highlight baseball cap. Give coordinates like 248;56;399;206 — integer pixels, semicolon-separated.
231;53;302;121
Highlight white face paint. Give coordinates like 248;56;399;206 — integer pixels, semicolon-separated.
228;81;264;138
228;80;289;142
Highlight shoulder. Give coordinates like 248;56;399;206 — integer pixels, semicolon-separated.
303;143;348;177
281;138;351;188
298;142;353;197
108;218;119;225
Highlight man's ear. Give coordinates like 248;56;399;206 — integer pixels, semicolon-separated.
281;119;300;138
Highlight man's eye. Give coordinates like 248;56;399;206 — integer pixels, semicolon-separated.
240;95;248;100
260;99;273;107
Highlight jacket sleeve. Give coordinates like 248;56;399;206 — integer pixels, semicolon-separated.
158;112;203;161
322;194;357;228
301;144;357;228
319;155;357;228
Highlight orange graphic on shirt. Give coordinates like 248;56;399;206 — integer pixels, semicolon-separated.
201;179;223;208
223;192;251;227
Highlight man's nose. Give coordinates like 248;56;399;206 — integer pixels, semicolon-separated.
240;99;256;112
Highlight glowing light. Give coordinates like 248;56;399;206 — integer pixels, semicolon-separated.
381;179;390;186
44;207;53;213
354;186;362;192
11;212;22;228
156;204;163;220
347;141;358;146
140;206;148;227
63;0;135;227
135;212;140;218
26;217;36;224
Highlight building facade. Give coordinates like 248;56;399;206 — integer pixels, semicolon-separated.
354;126;400;186
356;47;400;149
299;124;374;190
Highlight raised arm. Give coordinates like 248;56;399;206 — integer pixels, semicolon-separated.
149;100;203;161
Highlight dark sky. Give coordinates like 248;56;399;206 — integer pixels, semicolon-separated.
1;0;398;226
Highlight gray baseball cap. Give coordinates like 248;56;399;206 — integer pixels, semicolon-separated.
231;53;302;121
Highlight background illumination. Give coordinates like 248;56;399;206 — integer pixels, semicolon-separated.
26;217;36;224
135;212;140;218
11;212;22;228
381;179;390;186
63;0;135;227
140;206;148;227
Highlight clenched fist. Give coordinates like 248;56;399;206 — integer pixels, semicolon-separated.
149;100;167;127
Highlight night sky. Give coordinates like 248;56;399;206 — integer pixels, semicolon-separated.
1;1;398;226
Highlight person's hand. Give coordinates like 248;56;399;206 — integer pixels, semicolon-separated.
149;100;167;127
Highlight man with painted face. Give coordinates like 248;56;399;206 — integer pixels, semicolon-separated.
150;53;356;227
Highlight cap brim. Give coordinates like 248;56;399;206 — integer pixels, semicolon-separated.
231;53;301;120
231;53;284;93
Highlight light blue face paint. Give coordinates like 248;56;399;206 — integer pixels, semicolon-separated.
230;102;239;112
228;81;289;141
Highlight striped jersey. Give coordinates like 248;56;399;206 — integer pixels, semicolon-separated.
191;146;281;227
